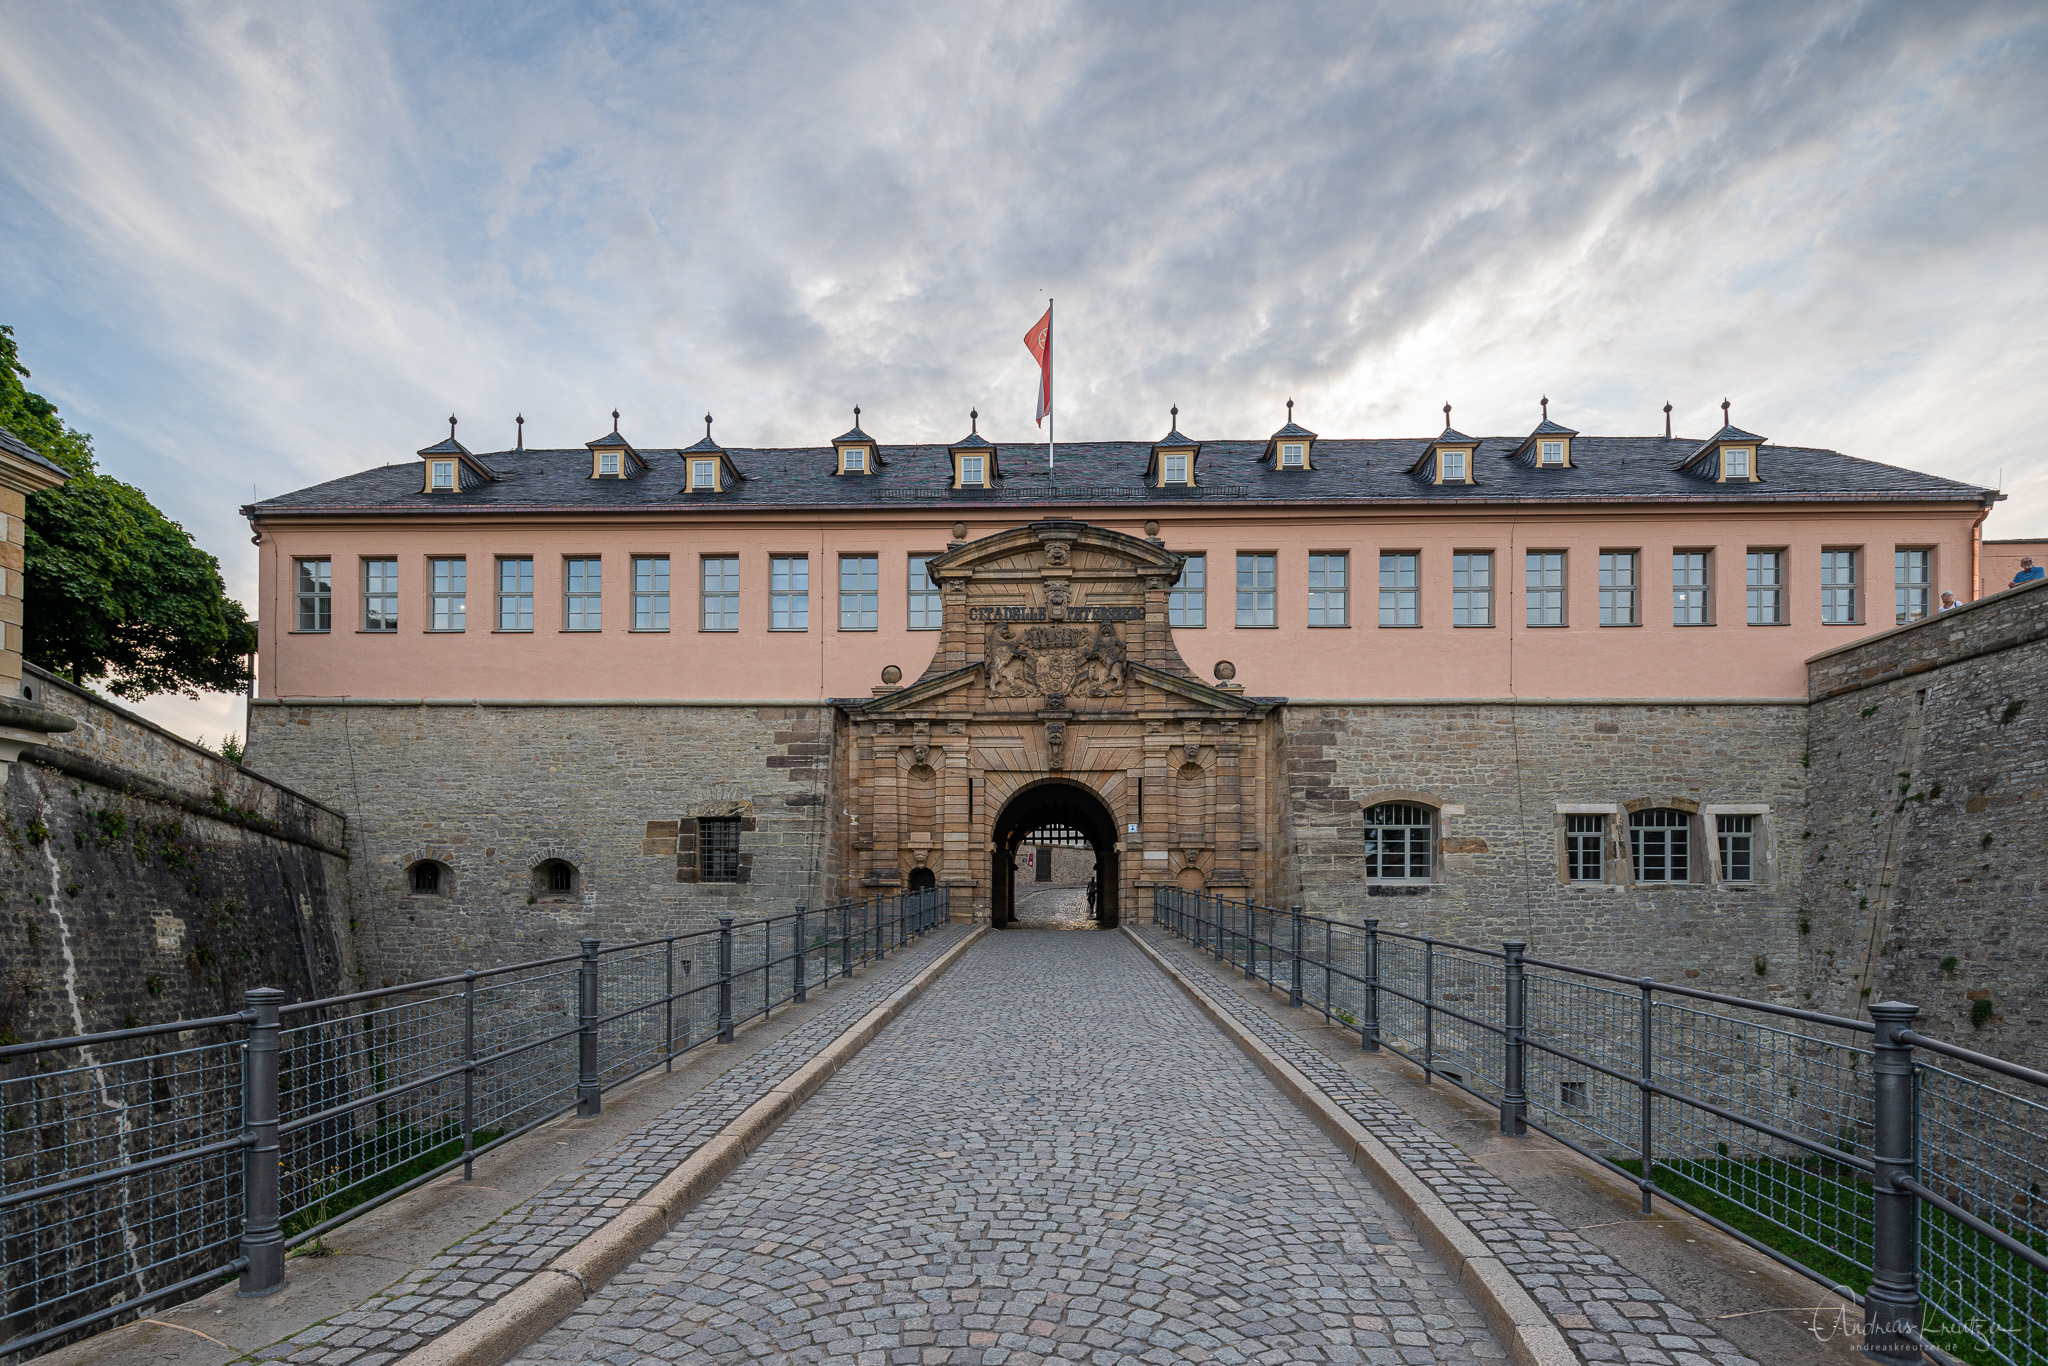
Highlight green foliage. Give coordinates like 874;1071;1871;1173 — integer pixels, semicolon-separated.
0;324;254;698
1971;998;1995;1029
1999;699;2025;726
218;733;245;764
1941;956;1959;974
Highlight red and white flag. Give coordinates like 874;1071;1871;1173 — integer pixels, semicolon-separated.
1023;304;1052;427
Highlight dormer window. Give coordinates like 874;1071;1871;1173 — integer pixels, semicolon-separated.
690;458;720;492
1164;452;1189;485
959;454;986;487
598;452;620;476
1280;443;1306;468
1540;440;1564;466
430;460;455;490
842;446;867;473
1677;403;1766;484
1723;447;1752;480
1441;450;1467;482
1263;400;1318;470
585;412;644;479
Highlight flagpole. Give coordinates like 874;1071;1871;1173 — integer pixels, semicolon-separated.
1047;297;1055;475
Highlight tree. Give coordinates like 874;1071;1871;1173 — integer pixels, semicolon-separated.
0;324;255;699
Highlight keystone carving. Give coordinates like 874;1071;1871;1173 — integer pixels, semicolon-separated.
1046;720;1067;769
1043;541;1070;566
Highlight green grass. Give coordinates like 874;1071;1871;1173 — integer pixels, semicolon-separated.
283;1121;501;1241
1616;1156;2046;1365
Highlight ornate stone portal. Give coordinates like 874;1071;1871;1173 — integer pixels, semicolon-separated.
847;519;1274;925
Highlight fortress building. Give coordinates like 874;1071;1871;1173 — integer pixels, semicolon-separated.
241;403;1998;990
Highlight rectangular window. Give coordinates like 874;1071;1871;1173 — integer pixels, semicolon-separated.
1163;452;1188;485
842;446;866;472
1280;442;1305;468
771;555;809;630
958;455;985;487
1236;553;1276;627
1440;450;1466;482
1540;440;1564;466
1169;553;1206;628
294;558;332;632
1526;552;1566;626
565;557;602;631
1724;447;1751;479
1630;810;1691;883
429;558;466;632
632;555;670;631
690;458;718;491
1566;814;1604;882
1376;552;1418;627
1451;552;1492;627
1895;549;1932;624
430;460;454;490
598;452;620;476
1364;802;1434;883
702;556;739;631
699;817;741;883
908;554;942;630
1717;814;1755;883
363;559;398;632
1741;550;1783;625
1598;552;1637;626
497;557;534;631
1673;551;1710;625
1822;549;1859;624
839;554;878;630
1308;552;1350;627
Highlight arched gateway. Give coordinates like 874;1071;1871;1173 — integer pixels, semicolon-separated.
846;519;1275;924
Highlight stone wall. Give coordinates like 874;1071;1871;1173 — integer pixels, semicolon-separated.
1802;578;2046;1057
0;668;353;1045
243;700;841;984
1276;700;1810;996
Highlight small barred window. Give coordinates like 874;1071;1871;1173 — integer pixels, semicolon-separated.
1364;802;1433;883
700;817;742;883
1629;809;1691;883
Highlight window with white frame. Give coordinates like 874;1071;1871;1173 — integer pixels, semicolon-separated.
430;460;455;490
1717;814;1755;883
1364;802;1433;883
364;559;398;632
1309;553;1349;626
1747;551;1783;624
770;555;809;630
1566;815;1604;882
1236;553;1275;627
1169;553;1206;627
1540;440;1564;466
1895;549;1931;624
1673;551;1710;625
702;556;739;631
1599;552;1637;626
1377;552;1418;627
1527;552;1566;626
842;446;867;473
1630;808;1691;883
1439;450;1466;482
690;458;719;491
1163;452;1189;485
908;555;942;630
1723;447;1751;479
1822;550;1859;623
957;454;986;487
839;554;878;630
295;558;331;632
565;558;602;631
1279;442;1306;468
598;452;620;476
498;557;534;631
633;555;670;630
429;558;466;631
1452;552;1491;626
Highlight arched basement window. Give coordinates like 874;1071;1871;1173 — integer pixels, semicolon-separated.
1364;802;1434;883
1630;808;1692;883
534;858;577;897
409;861;447;895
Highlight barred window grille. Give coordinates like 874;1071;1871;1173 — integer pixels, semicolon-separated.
1630;808;1691;883
1566;814;1604;882
409;861;443;894
1364;802;1433;883
699;818;742;883
1027;823;1092;847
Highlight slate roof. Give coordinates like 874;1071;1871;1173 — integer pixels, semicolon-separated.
242;433;1995;518
0;424;69;479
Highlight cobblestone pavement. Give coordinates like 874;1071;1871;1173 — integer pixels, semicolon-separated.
258;924;971;1366
1011;884;1099;930
512;929;1505;1366
1136;927;1754;1366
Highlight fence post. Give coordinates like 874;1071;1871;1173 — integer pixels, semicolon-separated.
1637;979;1654;1215
663;940;676;1070
1288;905;1304;1008
1423;938;1436;1081
576;939;602;1117
462;969;478;1176
1210;893;1223;962
717;917;735;1043
1864;1001;1924;1364
1322;919;1333;1024
237;987;286;1297
840;897;854;978
1500;942;1527;1137
1244;897;1257;982
1361;918;1380;1052
794;907;808;1004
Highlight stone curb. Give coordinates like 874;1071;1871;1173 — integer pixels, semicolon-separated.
397;926;990;1366
1122;926;1580;1366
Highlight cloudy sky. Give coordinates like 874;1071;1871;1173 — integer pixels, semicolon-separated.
2;0;2045;741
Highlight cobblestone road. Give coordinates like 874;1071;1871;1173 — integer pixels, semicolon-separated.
512;930;1505;1366
1010;884;1097;930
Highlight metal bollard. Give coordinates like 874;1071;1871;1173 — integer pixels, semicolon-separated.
1864;1002;1925;1364
1500;942;1527;1137
237;987;286;1296
717;918;735;1043
840;897;854;978
1288;905;1304;1008
1360;918;1381;1051
576;938;602;1117
794;906;808;1004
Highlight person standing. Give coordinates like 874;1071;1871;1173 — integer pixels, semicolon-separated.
1086;871;1098;917
2012;556;2045;588
1939;591;1960;611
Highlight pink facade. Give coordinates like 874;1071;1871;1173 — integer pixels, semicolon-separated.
250;500;1987;703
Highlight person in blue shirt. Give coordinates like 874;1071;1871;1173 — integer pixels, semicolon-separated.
2012;556;2045;588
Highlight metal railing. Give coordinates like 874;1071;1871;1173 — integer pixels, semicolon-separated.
0;887;948;1360
1153;887;2048;1366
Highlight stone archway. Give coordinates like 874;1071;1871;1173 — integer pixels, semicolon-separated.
990;779;1119;928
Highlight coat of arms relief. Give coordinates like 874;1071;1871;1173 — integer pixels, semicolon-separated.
987;621;1128;701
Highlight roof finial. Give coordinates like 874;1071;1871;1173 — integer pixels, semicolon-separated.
448;414;457;440
1170;404;1178;427
516;413;524;451
1663;401;1673;439
704;413;714;441
1286;398;1294;422
1721;397;1731;426
1443;401;1453;429
853;404;861;426
1540;395;1549;420
611;408;621;434
969;408;979;434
